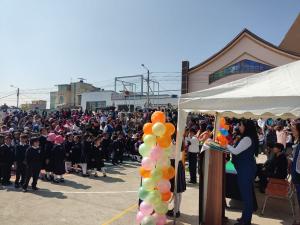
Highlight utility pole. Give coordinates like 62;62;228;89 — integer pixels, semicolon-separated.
141;64;150;109
17;88;19;108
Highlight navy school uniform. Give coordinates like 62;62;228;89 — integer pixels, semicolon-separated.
23;146;42;189
88;144;103;169
15;143;29;185
63;140;73;162
112;138;125;164
101;138;111;161
71;142;82;164
44;141;54;172
52;144;66;175
81;141;92;164
0;144;14;185
39;136;47;169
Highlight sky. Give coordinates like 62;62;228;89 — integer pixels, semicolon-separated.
0;0;299;106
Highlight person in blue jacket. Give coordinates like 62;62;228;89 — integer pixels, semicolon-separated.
227;119;258;225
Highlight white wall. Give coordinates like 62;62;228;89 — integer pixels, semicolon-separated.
81;91;114;110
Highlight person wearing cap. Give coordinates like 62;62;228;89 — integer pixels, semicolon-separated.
44;133;56;181
14;134;29;188
23;136;42;192
63;133;74;173
0;135;14;185
52;135;66;183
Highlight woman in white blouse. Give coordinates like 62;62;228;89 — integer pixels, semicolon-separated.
227;119;258;225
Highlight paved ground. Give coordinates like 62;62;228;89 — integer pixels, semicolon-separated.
0;158;296;225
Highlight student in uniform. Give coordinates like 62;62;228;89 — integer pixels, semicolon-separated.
23;136;42;192
71;135;82;173
44;133;56;181
80;134;92;177
52;135;66;183
88;135;106;177
0;135;14;185
14;134;29;188
63;133;74;173
227;119;258;225
39;127;48;179
185;128;199;184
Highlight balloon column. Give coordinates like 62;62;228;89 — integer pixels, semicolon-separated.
137;111;176;225
215;117;229;147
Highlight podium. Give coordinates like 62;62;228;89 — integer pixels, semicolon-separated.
199;147;225;225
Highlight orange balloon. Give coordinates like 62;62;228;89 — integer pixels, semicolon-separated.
165;123;176;136
162;167;169;179
139;167;151;178
143;123;153;134
151;111;166;123
161;191;172;202
157;135;171;148
168;166;175;179
220;117;226;127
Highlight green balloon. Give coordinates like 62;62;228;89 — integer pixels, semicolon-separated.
151;167;163;181
163;147;172;157
154;202;168;214
146;190;161;205
138;187;150;200
139;144;151;157
143;178;155;190
141;216;155;225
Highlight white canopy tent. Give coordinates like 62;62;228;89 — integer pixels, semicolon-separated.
174;60;300;224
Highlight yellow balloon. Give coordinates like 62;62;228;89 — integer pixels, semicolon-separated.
143;134;156;146
152;122;166;137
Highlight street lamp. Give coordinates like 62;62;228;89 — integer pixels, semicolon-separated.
141;64;150;109
10;85;20;108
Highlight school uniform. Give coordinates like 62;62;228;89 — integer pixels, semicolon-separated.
80;141;92;175
63;140;73;172
0;144;14;185
71;142;81;165
15;143;29;186
112;138;124;165
23;146;42;190
101;138;111;161
52;144;66;178
185;136;199;183
39;135;47;170
87;144;100;170
44;141;54;174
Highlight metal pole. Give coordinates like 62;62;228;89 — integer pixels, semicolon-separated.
147;69;150;108
17;88;19;108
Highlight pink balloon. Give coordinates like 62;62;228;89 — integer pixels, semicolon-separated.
154;213;167;225
150;146;163;161
157;179;171;193
140;201;154;216
136;211;145;224
141;157;155;170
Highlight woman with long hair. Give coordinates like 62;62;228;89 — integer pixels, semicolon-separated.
291;121;300;225
227;119;258;225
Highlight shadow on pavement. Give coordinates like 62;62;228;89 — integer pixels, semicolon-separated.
51;179;92;190
89;176;125;183
4;187;67;199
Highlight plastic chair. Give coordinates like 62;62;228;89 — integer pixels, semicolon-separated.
261;178;295;216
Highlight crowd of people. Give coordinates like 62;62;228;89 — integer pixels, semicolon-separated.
2;107;300;224
183;114;300;225
0;107;178;192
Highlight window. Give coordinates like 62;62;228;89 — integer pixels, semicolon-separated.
209;59;273;84
59;96;64;104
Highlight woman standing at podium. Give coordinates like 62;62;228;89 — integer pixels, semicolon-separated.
227;119;258;225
